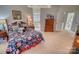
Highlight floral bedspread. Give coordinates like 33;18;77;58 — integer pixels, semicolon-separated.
6;30;44;54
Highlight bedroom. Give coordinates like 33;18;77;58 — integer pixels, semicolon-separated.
0;5;79;54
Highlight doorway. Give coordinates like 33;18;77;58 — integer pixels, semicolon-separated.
65;12;75;32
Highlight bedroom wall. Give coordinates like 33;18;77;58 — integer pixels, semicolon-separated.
0;5;79;32
40;5;79;32
0;5;32;24
40;6;60;31
56;6;79;32
71;10;79;33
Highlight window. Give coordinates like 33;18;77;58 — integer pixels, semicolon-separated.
33;13;41;31
0;24;4;31
0;20;8;31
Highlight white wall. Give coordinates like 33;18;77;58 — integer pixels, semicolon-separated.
41;5;79;32
0;5;32;24
40;6;60;31
56;6;79;32
71;10;79;33
0;5;79;32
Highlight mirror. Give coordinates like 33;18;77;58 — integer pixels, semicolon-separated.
0;19;8;32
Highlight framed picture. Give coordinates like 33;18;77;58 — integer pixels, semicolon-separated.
12;10;22;20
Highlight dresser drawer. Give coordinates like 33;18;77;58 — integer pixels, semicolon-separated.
73;36;79;48
45;19;54;32
76;36;79;39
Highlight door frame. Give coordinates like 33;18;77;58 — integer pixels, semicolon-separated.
65;12;75;33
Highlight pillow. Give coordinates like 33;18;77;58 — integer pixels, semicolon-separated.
12;26;18;32
18;27;24;33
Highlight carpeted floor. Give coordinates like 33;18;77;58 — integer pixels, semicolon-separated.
0;31;75;54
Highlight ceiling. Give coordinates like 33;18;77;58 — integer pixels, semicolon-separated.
27;5;52;8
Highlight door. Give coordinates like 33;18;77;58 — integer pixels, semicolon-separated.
65;12;75;32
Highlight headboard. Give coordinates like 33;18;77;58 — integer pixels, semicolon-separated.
8;21;27;32
11;21;27;27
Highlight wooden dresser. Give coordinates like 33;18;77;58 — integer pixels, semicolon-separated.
72;26;79;48
45;19;54;32
70;26;79;54
73;35;79;48
70;35;79;54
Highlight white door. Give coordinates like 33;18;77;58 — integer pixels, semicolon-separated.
65;12;75;32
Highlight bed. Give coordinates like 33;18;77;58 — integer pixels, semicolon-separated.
6;21;44;54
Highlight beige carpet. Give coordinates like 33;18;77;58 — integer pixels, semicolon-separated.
0;31;75;54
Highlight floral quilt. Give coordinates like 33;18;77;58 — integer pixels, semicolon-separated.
6;30;44;54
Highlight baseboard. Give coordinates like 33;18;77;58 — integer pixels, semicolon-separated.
69;30;76;36
61;30;76;36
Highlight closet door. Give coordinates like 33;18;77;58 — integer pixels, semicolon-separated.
65;12;75;32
